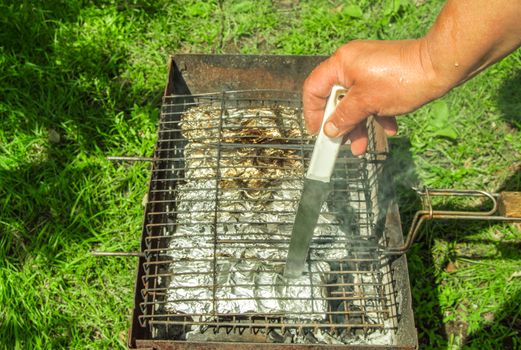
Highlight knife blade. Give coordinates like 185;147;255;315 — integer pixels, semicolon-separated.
284;85;347;278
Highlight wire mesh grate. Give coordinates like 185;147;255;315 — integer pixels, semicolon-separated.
138;90;398;342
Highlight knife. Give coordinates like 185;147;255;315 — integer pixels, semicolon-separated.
284;85;347;278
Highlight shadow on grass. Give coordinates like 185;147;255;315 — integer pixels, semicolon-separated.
1;0;162;260
391;67;521;349
464;289;521;349
387;136;448;349
0;2;161;347
497;69;521;130
388;135;520;349
458;152;521;350
0;0;163;151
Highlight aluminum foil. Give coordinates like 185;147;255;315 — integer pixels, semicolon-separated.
179;106;303;143
166;259;330;319
163;105;394;344
182;142;304;202
170;143;365;261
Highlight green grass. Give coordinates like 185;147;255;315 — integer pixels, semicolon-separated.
0;0;519;348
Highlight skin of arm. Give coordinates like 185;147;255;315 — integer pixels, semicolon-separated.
303;0;521;155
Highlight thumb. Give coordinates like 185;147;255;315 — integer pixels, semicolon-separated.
323;90;371;138
302;57;341;134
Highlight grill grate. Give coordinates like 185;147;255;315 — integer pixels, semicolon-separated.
138;90;398;343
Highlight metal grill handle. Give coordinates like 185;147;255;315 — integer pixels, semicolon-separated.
386;188;521;255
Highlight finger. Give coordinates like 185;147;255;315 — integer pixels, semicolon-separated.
323;90;370;138
302;57;341;134
375;116;398;136
347;123;369;156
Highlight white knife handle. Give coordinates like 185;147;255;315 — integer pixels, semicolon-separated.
306;85;347;182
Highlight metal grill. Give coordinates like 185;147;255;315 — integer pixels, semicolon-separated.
138;90;399;343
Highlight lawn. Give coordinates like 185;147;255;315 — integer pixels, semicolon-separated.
0;0;519;349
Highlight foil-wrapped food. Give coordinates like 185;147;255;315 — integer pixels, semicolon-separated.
179;106;304;143
171;143;365;261
163;105;392;344
183;143;304;201
166;259;330;319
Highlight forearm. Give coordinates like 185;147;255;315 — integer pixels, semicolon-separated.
302;0;521;154
423;0;521;90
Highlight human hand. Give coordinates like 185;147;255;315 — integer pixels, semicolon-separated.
303;39;450;155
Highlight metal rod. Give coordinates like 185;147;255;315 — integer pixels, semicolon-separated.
91;250;144;257
143;319;387;329
106;156;154;162
386;188;521;255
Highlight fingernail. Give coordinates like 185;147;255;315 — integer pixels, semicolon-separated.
324;122;340;137
384;128;397;137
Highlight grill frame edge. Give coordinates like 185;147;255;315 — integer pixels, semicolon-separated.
129;54;418;350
